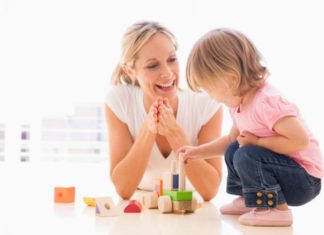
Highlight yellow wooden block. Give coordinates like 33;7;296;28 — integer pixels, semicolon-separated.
83;197;96;207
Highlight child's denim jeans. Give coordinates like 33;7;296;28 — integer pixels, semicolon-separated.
225;141;321;208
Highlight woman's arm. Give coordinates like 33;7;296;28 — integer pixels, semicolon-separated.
158;99;236;201
160;104;228;201
105;105;157;199
176;123;240;201
183;108;223;201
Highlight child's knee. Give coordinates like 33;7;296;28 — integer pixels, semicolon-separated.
224;141;240;163
287;179;321;206
233;146;260;170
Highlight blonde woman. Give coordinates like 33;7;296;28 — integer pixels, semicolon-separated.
105;21;223;200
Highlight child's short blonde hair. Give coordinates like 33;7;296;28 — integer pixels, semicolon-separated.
186;28;268;96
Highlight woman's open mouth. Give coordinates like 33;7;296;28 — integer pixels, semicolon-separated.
155;80;176;93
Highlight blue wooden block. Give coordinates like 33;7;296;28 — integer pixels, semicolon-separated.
172;174;179;190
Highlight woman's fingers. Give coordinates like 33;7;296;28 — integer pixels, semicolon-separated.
163;97;170;107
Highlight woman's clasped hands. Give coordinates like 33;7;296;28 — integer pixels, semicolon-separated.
147;96;178;136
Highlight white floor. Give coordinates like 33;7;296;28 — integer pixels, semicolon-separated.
0;162;322;235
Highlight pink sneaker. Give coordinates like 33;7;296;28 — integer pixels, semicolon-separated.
239;208;293;226
220;197;252;215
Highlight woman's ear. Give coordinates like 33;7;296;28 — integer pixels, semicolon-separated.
122;65;136;82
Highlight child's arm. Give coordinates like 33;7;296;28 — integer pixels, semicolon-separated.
239;116;309;154
177;126;240;163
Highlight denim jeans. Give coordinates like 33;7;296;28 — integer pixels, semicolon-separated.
225;141;321;208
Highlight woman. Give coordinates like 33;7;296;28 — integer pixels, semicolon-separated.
105;21;223;200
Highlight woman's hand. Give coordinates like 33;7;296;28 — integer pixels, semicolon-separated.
156;98;179;136
146;98;162;134
237;131;259;147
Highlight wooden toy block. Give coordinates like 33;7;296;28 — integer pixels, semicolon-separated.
83;197;96;207
170;160;179;190
142;192;158;209
172;201;191;214
172;198;199;214
124;200;142;213
158;195;172;213
163;190;192;201
172;174;179;190
96;197;118;217
170;159;177;173
54;187;75;203
154;178;163;196
162;172;172;190
178;153;186;191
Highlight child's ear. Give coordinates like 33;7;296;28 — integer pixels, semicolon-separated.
227;73;240;89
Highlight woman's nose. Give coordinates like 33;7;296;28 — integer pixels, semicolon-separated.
160;66;172;78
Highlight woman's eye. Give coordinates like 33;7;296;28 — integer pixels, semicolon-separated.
168;56;177;62
146;64;158;69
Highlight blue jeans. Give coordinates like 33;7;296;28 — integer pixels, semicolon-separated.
225;141;321;208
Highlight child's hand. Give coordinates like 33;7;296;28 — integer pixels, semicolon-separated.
176;145;200;164
237;131;259;147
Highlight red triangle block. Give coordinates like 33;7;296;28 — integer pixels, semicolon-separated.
124;200;142;213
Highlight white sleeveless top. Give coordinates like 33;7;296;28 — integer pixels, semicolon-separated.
105;85;221;190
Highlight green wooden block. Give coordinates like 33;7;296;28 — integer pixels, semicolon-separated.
163;190;192;201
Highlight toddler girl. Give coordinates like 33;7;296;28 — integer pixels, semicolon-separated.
178;28;323;226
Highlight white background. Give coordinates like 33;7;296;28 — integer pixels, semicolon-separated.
0;2;324;234
1;0;324;155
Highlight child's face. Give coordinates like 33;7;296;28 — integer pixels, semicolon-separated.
131;33;179;102
203;77;242;108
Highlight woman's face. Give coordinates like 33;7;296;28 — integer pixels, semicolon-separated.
131;33;179;101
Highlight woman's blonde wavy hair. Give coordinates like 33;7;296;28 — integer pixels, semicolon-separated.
112;21;178;86
186;28;268;96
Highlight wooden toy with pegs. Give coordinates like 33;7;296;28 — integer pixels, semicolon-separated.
145;154;201;214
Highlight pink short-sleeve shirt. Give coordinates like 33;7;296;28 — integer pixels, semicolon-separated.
230;82;324;178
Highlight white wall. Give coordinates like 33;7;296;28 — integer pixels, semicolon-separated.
1;0;323;151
